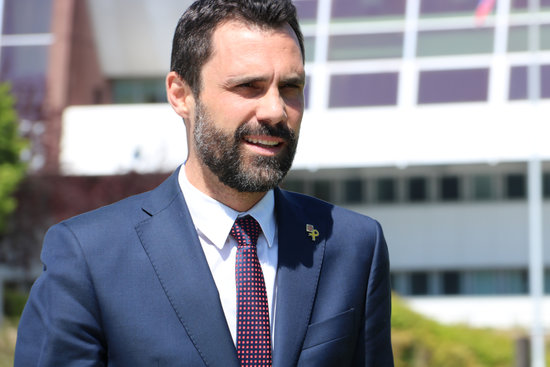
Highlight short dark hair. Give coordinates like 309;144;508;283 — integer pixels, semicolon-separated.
170;0;304;96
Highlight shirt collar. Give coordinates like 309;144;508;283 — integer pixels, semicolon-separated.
178;166;276;250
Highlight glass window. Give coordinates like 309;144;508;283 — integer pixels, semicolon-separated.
313;180;332;202
417;28;494;57
376;177;396;203
281;179;305;193
509;64;550;100
511;0;550;11
508;25;550;52
331;0;406;20
464;270;527;295
542;25;550;50
328;33;403;61
506;174;526;199
442;271;460;295
1;46;48;119
508;26;528;52
303;36;316;63
0;46;49;79
294;0;318;21
472;175;495;200
544;173;550;198
343;178;364;203
304;75;311;109
545;269;550;294
440;176;460;201
408;177;428;202
420;0;483;16
418;68;489;104
509;65;528;100
329;73;399;108
410;272;429;295
2;0;53;34
112;79;167;104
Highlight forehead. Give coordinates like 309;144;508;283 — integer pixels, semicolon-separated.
206;20;303;69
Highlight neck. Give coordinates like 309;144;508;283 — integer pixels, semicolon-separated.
184;161;267;212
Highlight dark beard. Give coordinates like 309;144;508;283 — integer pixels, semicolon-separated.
192;100;298;193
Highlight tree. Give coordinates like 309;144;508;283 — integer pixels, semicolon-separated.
0;83;27;234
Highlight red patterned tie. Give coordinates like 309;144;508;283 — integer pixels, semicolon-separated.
230;215;272;367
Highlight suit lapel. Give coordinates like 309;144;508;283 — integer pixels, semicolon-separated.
136;170;239;367
272;189;326;367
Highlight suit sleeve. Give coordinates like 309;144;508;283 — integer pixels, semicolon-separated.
14;223;107;367
356;220;394;367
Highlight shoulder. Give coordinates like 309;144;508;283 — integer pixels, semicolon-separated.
277;188;382;232
53;169;182;241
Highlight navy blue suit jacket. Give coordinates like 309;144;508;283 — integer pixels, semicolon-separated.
15;168;394;366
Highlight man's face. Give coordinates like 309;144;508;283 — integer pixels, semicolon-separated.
188;20;305;193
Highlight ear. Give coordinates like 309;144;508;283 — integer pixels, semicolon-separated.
166;71;195;119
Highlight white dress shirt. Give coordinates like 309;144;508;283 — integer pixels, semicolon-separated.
178;167;278;346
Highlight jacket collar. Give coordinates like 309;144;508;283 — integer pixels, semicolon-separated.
137;169;327;367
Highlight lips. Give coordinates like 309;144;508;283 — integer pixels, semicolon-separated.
245;137;281;147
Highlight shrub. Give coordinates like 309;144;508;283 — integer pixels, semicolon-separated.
391;294;514;367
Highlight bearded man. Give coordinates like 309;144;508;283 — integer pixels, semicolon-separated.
15;1;394;366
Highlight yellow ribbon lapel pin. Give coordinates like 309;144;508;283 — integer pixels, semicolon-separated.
306;224;319;241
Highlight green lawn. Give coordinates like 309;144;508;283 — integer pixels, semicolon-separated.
0;319;17;367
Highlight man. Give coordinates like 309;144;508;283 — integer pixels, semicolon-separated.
15;0;394;366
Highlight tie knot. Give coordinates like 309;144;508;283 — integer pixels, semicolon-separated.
231;215;261;248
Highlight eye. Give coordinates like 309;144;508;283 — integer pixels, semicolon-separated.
283;83;300;89
238;82;254;88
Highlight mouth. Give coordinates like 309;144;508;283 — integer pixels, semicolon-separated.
243;135;284;155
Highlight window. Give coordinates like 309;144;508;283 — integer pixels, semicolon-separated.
508;65;550;100
508;25;550;52
463;270;527;295
508;26;528;52
331;0;406;20
281;179;305;193
472;175;495;200
408;177;428;202
506;174;526;199
2;0;53;34
376;178;396;203
303;37;316;63
545;269;550;294
418;69;489;104
544;173;550;198
509;65;528;100
442;271;460;295
393;269;531;296
328;33;403;61
410;272;429;295
304;75;311;109
329;73;399;107
313;180;332;202
440;176;460;201
512;0;550;11
417;29;494;57
112;79;167;104
0;46;49;119
343;178;364;203
420;0;482;16
294;0;318;21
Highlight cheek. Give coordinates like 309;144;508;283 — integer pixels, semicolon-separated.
287;105;304;132
208;97;255;128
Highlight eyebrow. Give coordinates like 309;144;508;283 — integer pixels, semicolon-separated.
281;74;306;86
225;72;306;87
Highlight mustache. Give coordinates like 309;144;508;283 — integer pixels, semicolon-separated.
234;122;295;141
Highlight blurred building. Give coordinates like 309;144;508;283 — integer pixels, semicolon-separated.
2;0;550;328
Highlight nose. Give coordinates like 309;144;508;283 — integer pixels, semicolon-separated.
256;87;287;125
